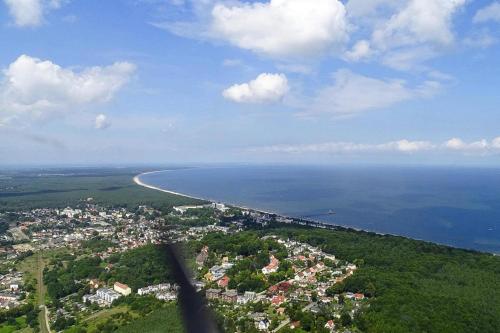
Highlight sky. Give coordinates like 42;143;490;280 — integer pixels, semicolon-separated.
0;0;500;166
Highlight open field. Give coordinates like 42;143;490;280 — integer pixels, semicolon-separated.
115;304;184;333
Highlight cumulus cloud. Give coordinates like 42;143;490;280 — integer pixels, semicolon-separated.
211;0;348;58
474;2;500;23
308;69;440;116
222;73;289;104
95;114;111;130
0;54;136;124
250;137;500;155
4;0;66;27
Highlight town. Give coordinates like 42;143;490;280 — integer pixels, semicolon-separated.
0;199;369;332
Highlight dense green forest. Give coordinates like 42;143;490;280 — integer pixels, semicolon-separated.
258;224;500;333
0;168;203;211
44;244;175;301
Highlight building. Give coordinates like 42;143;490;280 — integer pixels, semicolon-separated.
217;275;230;289
262;255;280;274
237;291;257;304
206;289;221;300
271;295;286;306
221;290;238;303
0;292;18;302
196;246;209;267
114;282;131;296
325;320;335;331
96;288;122;303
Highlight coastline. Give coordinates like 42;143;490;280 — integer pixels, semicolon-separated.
133;170;498;255
134;170;282;216
133;170;207;202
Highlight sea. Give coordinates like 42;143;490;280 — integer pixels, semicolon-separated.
139;165;500;254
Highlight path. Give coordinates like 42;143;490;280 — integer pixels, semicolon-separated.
36;252;51;333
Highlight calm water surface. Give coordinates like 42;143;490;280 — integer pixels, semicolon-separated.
140;166;500;253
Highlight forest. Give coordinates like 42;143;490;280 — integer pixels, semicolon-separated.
258;224;500;333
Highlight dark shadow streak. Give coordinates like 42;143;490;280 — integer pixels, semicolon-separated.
163;244;220;333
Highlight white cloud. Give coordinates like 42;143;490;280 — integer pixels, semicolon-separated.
250;139;435;154
4;0;65;27
250;137;500;155
372;0;466;49
344;40;372;61
444;138;489;152
222;73;289;104
0;55;136;124
474;2;500;23
95;114;111;130
211;0;348;58
308;69;440;115
345;0;467;70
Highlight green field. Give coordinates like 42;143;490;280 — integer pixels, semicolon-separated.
115;304;184;333
0;168;203;211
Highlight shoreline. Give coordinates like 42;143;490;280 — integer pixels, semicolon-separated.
134;170;283;216
133;170;498;255
133;170;208;202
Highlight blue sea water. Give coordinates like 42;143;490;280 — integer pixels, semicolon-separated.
140;165;500;254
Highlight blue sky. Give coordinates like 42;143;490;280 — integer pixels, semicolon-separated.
0;0;500;165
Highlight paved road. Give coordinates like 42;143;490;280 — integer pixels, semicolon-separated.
272;318;290;333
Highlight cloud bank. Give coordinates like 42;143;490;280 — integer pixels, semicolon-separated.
250;137;500;155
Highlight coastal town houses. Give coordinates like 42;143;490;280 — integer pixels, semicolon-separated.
262;255;279;274
113;282;131;296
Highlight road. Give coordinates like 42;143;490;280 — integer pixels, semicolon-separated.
272;318;290;332
36;252;51;333
271;302;315;332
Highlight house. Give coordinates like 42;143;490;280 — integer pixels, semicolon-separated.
290;321;301;329
113;282;131;296
221;290;238;303
256;319;270;331
271;295;286;306
217;275;230;289
0;292;18;302
325;320;335;331
196;246;209;267
206;289;221;300
89;279;101;289
354;293;365;300
262;255;279;274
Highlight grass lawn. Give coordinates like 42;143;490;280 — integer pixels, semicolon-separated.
115;304;185;333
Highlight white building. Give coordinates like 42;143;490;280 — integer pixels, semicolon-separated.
96;288;121;303
114;282;131;296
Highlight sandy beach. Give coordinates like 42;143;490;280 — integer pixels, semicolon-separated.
133;170;207;202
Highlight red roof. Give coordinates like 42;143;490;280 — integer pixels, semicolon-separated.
218;276;230;288
271;295;286;305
